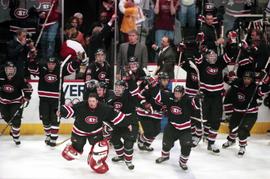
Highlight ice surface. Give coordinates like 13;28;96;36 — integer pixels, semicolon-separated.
0;134;270;179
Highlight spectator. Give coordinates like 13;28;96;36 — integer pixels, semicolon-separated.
154;0;177;47
38;0;60;63
152;36;177;79
117;29;148;78
67;16;85;47
178;0;195;37
7;29;37;79
85;14;117;64
73;12;85;33
120;0;139;42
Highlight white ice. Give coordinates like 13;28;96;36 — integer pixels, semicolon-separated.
0;134;270;179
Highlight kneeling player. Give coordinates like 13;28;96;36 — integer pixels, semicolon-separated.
58;93;127;174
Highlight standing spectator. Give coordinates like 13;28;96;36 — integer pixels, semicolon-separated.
119;0;139;42
117;30;148;78
67;16;85;47
152;36;177;79
154;0;177;47
37;0;60;63
73;12;85;33
7;29;36;79
178;0;196;37
85;14;116;64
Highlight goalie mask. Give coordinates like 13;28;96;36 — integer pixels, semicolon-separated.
5;61;17;78
87;139;109;174
205;50;217;64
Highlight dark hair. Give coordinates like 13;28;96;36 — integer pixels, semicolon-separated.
88;93;99;99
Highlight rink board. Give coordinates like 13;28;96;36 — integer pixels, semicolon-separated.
0;65;270;134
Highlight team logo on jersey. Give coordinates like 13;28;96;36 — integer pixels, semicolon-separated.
237;92;246;102
206;67;218;75
14;8;29;19
85;116;98;124
40;2;51;11
98;72;106;80
113;102;123;111
44;74;58;83
191;72;198;82
2;84;14;93
170;106;182;115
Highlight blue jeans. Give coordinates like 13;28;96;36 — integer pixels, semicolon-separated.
178;3;196;28
40;22;59;60
155;29;174;47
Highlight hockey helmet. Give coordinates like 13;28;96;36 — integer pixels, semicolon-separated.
174;85;185;93
5;61;16;78
96;81;108;89
95;49;105;56
47;57;58;63
128;56;138;63
158;72;169;79
115;80;126;87
242;71;254;79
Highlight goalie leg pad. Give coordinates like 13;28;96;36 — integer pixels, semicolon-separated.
62;144;82;161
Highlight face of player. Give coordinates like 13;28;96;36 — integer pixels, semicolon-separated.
205;15;214;26
243;77;252;86
88;97;98;109
251;31;260;42
174;91;183;100
47;62;56;71
160;79;169;88
17;32;27;44
206;51;217;64
5;66;16;78
114;85;125;96
128;33;138;45
70;18;78;28
129;62;138;71
96;87;106;97
95;52;106;65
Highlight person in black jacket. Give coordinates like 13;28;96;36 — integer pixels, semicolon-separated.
155;85;201;170
0;61;33;145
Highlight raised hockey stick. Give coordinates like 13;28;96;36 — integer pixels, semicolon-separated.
176;50;183;79
232;21;252;73
0;102;28;136
232;57;270;133
35;0;56;48
57;55;72;123
188;60;205;125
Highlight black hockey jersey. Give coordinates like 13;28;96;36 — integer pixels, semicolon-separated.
85;62;111;84
0;72;32;104
181;59;199;96
28;59;80;100
60;101;126;136
224;79;270;114
195;53;231;96
159;91;200;130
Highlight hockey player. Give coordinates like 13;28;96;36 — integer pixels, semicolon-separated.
59;93;127;174
180;56;204;147
222;71;270;156
96;81;114;103
136;72;170;152
85;49;111;85
125;56;146;82
155;85;202;170
0;61;33;145
107;79;139;170
195;49;232;153
28;57;81;146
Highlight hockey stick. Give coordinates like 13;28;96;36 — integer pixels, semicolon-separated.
232;21;252;73
176;49;183;79
188;60;205;126
55;137;71;146
35;0;56;48
0;102;28;136
232;57;270;133
57;55;72;123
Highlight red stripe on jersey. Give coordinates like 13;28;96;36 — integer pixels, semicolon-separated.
170;121;191;130
112;112;125;125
